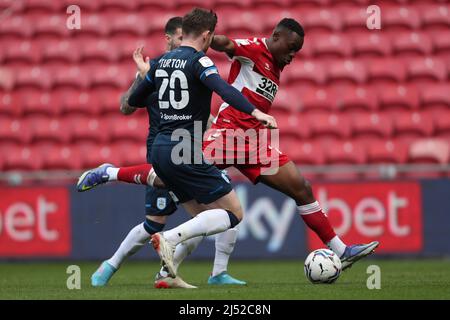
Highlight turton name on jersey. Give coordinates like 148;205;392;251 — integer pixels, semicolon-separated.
158;58;187;69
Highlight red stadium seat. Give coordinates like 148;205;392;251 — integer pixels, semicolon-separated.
392;32;433;58
284;60;326;86
109;13;148;37
336;86;378;113
299;87;338;114
220;10;263;34
14;66;52;90
434;110;450;139
0;92;22;117
25;0;64;12
214;0;252;9
51;65;91;89
352;33;392;58
367;139;409;164
60;90;101;116
309;113;352;140
96;88;123;115
367;58;407;84
107;115;148;143
378;84;420;111
175;0;213;11
115;36;149;62
112;142;148;166
79;144;118;169
302;9;342;32
79;14;111;37
61;0;100;12
277;114;310;140
90;64;133;89
383;6;421;31
3;40;42;64
28;116;70;144
272;88;299;113
407;57;447;83
325;140;366;164
420;83;450;112
394;111;435;139
0;118;31;144
0;16;32;38
326;59;367;85
421;5;450;31
351;112;394;141
30;14;70;38
43;145;82;170
97;0;138;11
282;139;326;165
22;91;59;117
69;116;109;143
432;30;450;59
80;39;120;63
409;138;449;164
311;34;352;58
42;39;81;63
340;6;368;31
4;146;44;171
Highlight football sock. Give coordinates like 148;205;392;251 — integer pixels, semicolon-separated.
163;209;234;246
116;164;152;184
212;227;238;276
299;201;344;251
106;167;119;181
107;223;151;269
327;235;347;257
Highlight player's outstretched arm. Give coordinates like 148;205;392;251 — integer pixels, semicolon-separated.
211;35;235;56
202;73;277;128
119;47;151;115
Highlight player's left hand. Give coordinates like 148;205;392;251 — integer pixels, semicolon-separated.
252;109;278;129
133;46;150;79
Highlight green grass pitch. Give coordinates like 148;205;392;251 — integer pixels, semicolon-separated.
1;259;449;299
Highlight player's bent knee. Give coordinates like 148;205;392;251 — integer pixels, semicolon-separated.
226;210;241;228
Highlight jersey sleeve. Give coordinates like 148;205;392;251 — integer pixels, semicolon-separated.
231;38;263;61
192;52;220;82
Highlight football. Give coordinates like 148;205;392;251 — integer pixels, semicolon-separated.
304;249;342;284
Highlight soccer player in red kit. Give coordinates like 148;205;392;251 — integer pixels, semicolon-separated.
78;18;378;270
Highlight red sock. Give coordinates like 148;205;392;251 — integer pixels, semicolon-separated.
117;164;153;185
299;201;336;244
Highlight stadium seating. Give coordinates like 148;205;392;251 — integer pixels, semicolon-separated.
0;0;448;176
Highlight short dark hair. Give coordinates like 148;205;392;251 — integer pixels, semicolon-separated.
277;18;305;37
165;16;182;35
182;8;217;37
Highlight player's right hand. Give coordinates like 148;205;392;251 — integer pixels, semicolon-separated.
251;109;278;129
133;46;150;79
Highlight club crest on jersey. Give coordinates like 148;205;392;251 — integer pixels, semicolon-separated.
199;56;214;67
156;197;167;210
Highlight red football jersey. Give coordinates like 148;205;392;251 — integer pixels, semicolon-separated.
213;38;282;130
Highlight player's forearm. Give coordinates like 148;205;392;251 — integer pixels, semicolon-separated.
128;75;155;107
211;35;235;56
203;74;255;115
120;75;144;114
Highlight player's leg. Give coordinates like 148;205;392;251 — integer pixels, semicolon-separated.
91;186;173;287
77;163;165;192
151;186;243;278
158;199;246;285
257;161;379;270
